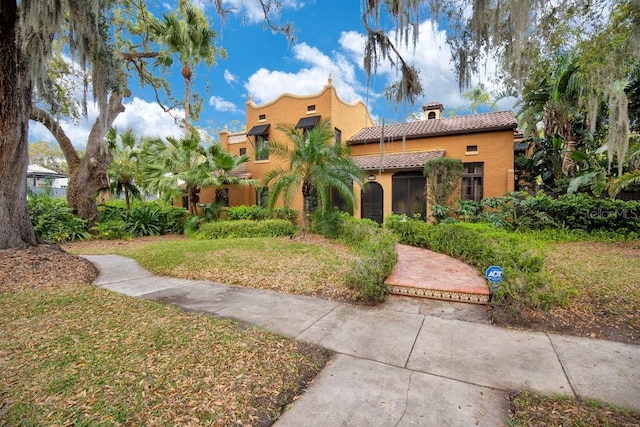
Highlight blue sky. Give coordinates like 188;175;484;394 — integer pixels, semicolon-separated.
29;0;516;148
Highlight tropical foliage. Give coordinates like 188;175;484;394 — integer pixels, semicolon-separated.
150;0;222;136
107;128;143;211
143;132;252;216
264;119;366;229
423;157;464;222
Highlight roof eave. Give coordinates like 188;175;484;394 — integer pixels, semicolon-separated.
348;124;518;146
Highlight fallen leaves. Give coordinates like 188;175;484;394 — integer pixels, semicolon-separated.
509;390;640;426
0;283;330;425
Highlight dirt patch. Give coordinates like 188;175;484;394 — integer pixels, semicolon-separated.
0;245;98;294
490;302;639;344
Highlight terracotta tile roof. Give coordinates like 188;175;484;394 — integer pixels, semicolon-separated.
212;163;252;179
422;101;443;111
352;150;445;171
349;111;517;145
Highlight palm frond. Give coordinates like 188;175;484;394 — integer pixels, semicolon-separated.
609;170;640;198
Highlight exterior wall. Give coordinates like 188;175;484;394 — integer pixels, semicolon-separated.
218;81;374;216
351;129;515;221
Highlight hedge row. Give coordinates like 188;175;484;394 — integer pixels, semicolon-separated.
225;205;298;223
384;216;565;308
196;219;297;239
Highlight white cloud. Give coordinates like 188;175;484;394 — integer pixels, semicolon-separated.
209;95;241;113
224;69;239;85
113;97;185;138
29;97;185;148
340;20;517;114
217;0;303;24
245;42;367;106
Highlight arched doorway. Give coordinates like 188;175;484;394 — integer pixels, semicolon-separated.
361;182;383;224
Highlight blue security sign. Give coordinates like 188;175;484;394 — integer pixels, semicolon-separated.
485;266;504;284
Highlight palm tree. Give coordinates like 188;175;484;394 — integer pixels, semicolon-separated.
143;132;251;216
462;83;496;115
150;0;220;136
264;119;366;229
106;127;142;211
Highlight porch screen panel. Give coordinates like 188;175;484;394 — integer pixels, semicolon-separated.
392;172;426;219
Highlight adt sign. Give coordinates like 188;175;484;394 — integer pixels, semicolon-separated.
485;266;504;284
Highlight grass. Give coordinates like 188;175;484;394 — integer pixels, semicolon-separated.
66;235;358;301
544;240;640;308
540;239;640;338
509;390;640;426
0;282;330;426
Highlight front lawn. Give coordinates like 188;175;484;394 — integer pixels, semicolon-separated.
0;280;329;425
492;238;640;344
65;234;358;301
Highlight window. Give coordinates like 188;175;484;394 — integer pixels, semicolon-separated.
239;147;246;156
392;171;426;219
334;128;342;145
466;145;478;154
307;104;316;112
462;163;483;202
182;195;189;210
215;188;229;207
259;114;266;120
427;111;436;119
256;187;268;208
330;180;353;214
255;135;269;160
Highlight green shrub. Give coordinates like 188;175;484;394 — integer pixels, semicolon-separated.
91;220;133;240
273;207;299;223
126;204;162;236
97;201;185;237
310;209;345;238
196;219;297;239
156;204;187;233
384;214;433;247
337;217;398;303
226;205;270;221
455;192;640;235
28;193;91;242
518;193;640;234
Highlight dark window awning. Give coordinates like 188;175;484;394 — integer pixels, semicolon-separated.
514;142;529;152
247;124;270;136
295;115;320;129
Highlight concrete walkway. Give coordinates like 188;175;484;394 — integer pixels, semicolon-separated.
84;254;640;426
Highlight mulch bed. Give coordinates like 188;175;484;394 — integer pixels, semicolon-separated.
0;245;97;294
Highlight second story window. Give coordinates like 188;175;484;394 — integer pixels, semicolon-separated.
334;128;342;145
255;135;269;161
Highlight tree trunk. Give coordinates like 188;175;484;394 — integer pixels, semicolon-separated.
0;3;39;249
31;92;125;224
66;93;124;223
124;184;130;211
182;63;191;136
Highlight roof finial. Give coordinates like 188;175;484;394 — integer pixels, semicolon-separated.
327;74;333;87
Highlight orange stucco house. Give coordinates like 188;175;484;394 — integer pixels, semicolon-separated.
209;77;517;224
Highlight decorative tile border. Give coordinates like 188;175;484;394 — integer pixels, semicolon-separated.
388;284;489;304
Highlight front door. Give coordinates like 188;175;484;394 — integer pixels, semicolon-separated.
361;182;383;224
